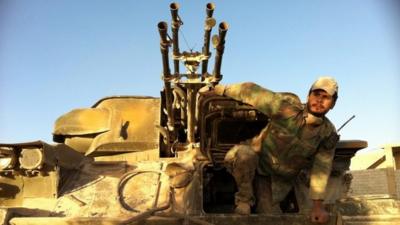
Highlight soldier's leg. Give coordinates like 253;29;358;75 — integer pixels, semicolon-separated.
254;174;281;214
224;144;258;214
254;174;272;213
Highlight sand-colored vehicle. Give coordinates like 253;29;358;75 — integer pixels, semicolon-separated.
1;3;398;225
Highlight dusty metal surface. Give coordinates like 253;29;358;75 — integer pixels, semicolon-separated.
7;214;332;225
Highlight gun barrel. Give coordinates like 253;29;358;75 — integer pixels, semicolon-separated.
158;22;171;78
158;21;174;131
201;3;216;75
213;22;229;80
170;2;181;75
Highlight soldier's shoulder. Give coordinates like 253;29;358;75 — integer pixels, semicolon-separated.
322;117;340;150
323;117;337;133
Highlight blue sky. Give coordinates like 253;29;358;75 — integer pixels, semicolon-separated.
0;1;399;151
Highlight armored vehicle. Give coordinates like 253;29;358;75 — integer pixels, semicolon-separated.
1;3;398;225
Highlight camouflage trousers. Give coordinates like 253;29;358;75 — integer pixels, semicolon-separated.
224;144;281;213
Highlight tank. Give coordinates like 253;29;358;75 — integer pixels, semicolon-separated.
1;3;398;225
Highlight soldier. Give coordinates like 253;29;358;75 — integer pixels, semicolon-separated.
213;77;339;224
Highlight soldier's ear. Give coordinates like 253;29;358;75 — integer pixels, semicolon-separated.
330;99;336;109
330;93;338;109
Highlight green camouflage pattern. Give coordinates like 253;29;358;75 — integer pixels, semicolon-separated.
218;82;338;202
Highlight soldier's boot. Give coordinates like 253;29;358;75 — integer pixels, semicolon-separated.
234;201;251;215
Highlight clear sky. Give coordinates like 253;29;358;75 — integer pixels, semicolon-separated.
0;1;399;151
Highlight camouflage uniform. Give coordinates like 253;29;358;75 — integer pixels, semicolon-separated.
216;82;338;212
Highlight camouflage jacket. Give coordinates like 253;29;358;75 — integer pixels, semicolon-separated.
216;82;338;201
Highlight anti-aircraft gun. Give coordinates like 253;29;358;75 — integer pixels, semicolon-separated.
2;2;397;225
155;3;274;214
157;2;270;177
156;2;232;157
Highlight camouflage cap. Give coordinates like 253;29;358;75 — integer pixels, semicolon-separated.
310;76;338;96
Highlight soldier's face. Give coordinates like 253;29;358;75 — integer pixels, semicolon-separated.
307;90;335;117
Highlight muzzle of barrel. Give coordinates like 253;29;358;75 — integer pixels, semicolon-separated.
206;2;215;17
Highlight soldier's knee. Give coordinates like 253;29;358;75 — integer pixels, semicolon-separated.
224;145;258;171
236;145;258;163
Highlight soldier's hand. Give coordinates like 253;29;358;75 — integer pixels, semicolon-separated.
213;84;226;96
198;86;215;98
310;200;329;224
199;84;226;97
198;85;213;94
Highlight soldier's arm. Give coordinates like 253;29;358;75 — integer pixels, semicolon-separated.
309;133;338;200
308;146;334;223
214;82;282;117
